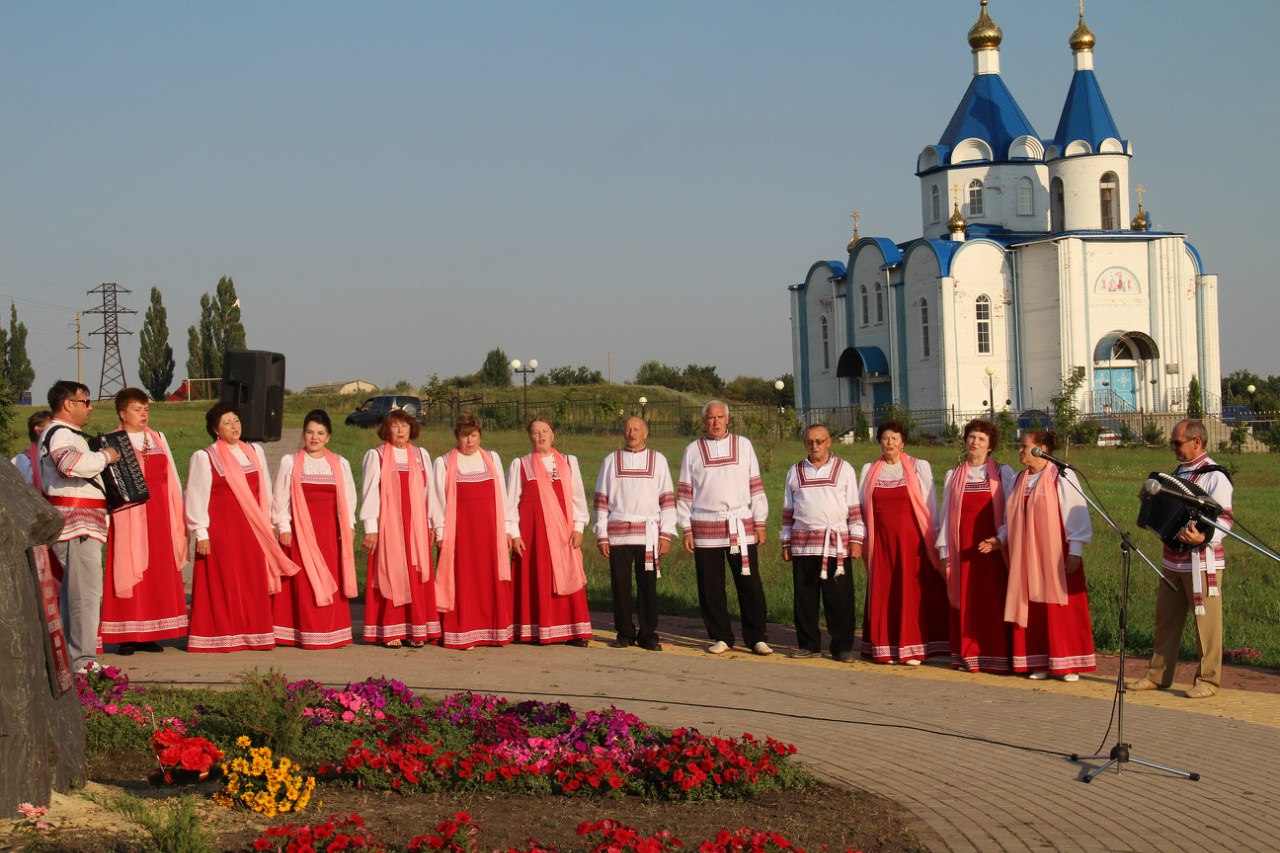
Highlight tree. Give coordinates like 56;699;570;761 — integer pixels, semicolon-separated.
680;364;724;396
5;303;34;396
1049;366;1087;454
187;276;247;389
634;361;682;389
538;365;604;387
138;287;175;401
1187;375;1204;419
478;348;512;387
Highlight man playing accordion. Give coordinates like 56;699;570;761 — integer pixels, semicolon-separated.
1130;419;1234;699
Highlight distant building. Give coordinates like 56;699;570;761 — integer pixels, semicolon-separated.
788;1;1221;430
301;380;379;396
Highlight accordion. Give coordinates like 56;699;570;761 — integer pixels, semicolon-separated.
1136;471;1220;552
89;430;151;512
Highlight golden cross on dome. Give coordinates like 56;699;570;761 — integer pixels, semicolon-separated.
850;210;860;238
1135;184;1145;207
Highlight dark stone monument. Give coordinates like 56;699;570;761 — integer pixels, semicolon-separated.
0;458;86;814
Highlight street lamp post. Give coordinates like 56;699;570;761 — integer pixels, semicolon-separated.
1247;384;1258;434
638;396;648;420
984;365;996;419
774;379;786;439
510;358;538;424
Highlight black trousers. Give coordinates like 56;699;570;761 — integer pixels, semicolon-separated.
694;545;768;648
791;554;857;654
609;544;659;644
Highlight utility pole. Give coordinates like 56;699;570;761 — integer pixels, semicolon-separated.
85;283;136;398
68;312;90;385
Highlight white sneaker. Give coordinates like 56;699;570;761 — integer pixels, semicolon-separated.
707;640;730;655
1028;670;1050;680
752;641;773;656
1061;673;1080;682
904;659;922;666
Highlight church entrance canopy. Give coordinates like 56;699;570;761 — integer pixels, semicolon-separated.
1093;330;1159;362
836;346;889;378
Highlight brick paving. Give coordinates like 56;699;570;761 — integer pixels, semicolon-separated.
108;613;1280;853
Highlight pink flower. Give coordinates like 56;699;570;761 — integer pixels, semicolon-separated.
103;703;118;715
342;710;356;722
18;803;47;818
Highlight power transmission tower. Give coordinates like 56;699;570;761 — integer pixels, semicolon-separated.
85;282;136;398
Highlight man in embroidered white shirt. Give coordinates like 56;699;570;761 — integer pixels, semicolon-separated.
1130;419;1234;699
594;417;676;651
40;380;121;673
781;424;864;662
677;401;771;656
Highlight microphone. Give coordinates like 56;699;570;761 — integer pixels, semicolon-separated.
1030;446;1073;469
1142;477;1222;513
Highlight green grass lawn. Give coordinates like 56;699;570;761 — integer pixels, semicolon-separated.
26;399;1280;669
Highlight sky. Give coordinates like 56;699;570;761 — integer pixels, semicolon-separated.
3;1;1278;400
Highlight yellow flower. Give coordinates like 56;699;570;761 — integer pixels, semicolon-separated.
236;735;251;748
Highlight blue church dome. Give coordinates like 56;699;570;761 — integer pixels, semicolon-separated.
938;73;1039;162
1051;69;1124;151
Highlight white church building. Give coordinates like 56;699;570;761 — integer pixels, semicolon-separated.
788;2;1221;432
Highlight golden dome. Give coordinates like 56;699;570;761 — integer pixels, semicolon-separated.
948;202;968;233
1069;7;1095;52
968;0;1003;50
1130;206;1147;232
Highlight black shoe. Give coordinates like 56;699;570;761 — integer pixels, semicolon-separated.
609;637;634;649
832;650;857;663
136;641;165;653
789;648;819;659
567;638;591;648
115;643;136;656
638;639;663;652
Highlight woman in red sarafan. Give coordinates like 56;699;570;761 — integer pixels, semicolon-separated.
99;388;188;654
272;409;358;650
185;402;300;653
359;409;439;648
508;417;591;645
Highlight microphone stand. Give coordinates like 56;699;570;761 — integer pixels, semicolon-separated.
1050;462;1198;783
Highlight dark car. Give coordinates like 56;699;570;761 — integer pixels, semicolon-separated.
344;395;425;428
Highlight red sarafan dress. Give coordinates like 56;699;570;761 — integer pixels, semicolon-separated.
938;461;1016;673
100;430;188;646
1007;466;1096;676
509;453;591;644
272;452;357;649
433;449;514;649
859;456;949;664
186;444;277;652
360;444;440;644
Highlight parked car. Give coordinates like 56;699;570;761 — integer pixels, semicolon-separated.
344;395;425;428
1222;405;1257;425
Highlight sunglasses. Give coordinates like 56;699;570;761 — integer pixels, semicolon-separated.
68;398;93;407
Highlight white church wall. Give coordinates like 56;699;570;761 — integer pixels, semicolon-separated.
1013;242;1065;411
901;249;945;411
1049;154;1130;231
947;241;1013;413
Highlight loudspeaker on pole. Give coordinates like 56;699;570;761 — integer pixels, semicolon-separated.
221;350;286;442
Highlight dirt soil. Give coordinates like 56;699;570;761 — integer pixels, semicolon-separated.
1;755;927;853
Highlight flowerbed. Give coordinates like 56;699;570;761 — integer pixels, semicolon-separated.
245;810;863;853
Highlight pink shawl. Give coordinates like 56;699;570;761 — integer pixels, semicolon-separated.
110;428;188;599
375;442;432;607
1004;465;1068;628
944;459;1007;606
863;453;942;575
435;448;510;612
26;443;42;493
289;449;356;606
528;450;586;596
211;441;300;594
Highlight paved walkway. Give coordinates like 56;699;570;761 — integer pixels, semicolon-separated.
106;615;1280;853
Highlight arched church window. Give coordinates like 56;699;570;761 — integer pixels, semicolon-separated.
860;286;868;326
875;282;884;324
968;179;985;217
975;295;992;355
821;316;830;370
931;185;941;222
1050;177;1064;231
1100;172;1119;230
1017;177;1034;216
920;299;930;358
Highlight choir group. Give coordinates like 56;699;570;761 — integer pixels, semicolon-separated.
21;387;1098;682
